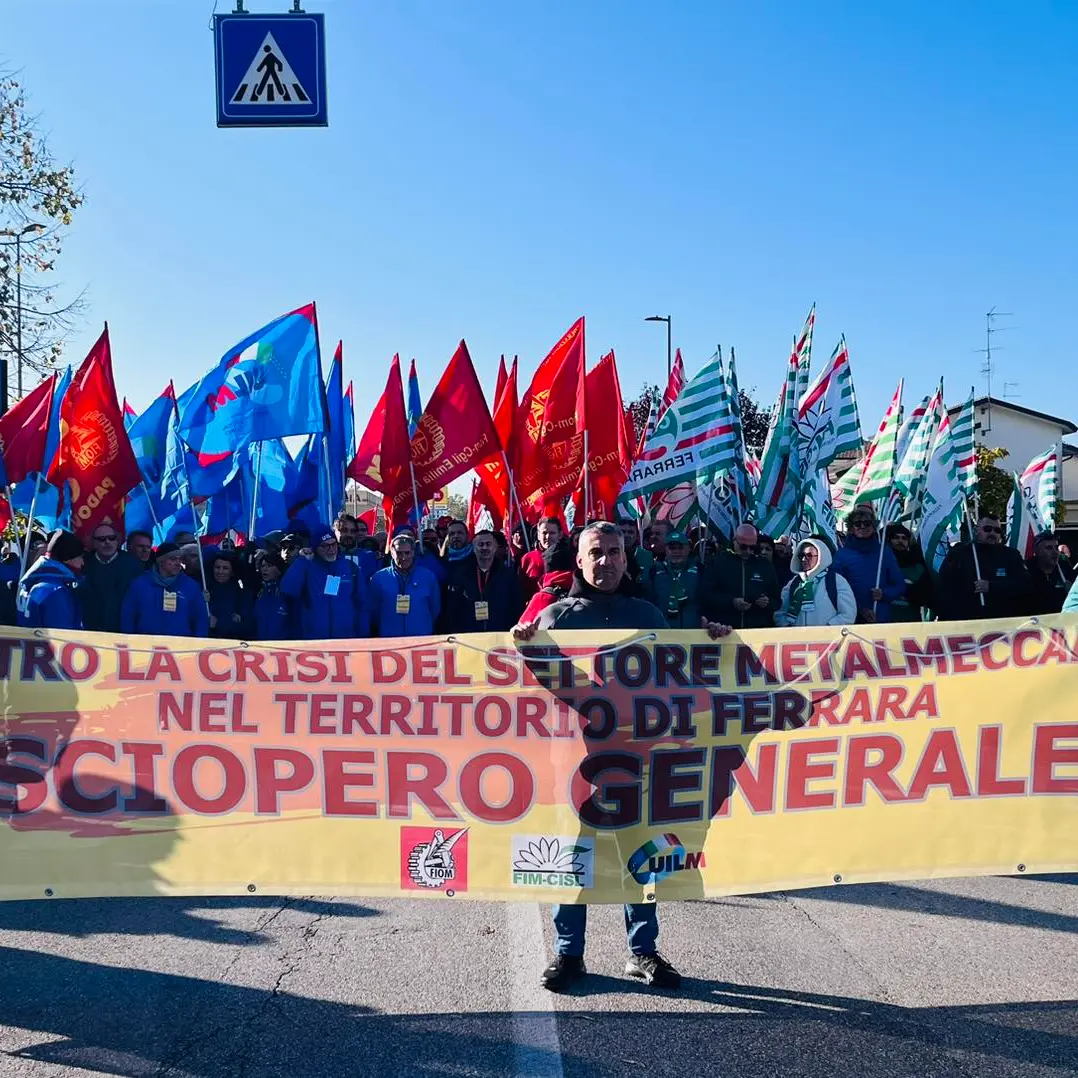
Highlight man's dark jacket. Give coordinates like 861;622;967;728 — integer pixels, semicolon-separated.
700;550;780;629
440;555;523;633
80;551;144;632
936;542;1031;620
535;574;668;631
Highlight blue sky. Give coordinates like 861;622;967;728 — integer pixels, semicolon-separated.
4;1;1077;445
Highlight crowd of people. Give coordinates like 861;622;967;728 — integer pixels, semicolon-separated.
4;501;1077;636
3;507;1076;996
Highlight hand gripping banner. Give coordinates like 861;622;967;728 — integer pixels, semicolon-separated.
0;618;1076;902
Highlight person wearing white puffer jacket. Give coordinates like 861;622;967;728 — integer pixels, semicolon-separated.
776;538;857;627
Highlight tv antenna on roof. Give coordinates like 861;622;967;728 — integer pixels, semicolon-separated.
974;307;1013;433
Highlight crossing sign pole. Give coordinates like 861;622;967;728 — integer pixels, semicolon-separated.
214;11;327;128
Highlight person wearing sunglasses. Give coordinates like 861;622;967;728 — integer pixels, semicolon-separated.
832;507;906;623
80;521;145;633
936;512;1031;621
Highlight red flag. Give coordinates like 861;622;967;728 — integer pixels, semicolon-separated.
47;326;142;539
659;347;686;419
359;507;377;534
346;355;411;500
467;477;484;534
494;355;508;410
0;372;56;485
571;352;630;521
473;356;519;527
517;318;586;520
389;341;498;518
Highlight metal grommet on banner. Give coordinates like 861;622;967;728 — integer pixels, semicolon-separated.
44;888;54;897
247;883;257;893
446;889;456;898
839;628;849;637
645;892;656;903
832;874;843;884
1017;864;1026;873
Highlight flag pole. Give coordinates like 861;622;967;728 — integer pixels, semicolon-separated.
502;452;530;551
15;475;42;577
140;481;162;534
408;459;422;535
248;441;263;540
702;473;715;563
582;430;590;523
961;500;987;608
320;435;334;523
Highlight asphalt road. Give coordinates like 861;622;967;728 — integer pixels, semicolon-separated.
0;874;1075;1078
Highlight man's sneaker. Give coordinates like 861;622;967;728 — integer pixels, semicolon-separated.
625;952;681;989
541;954;586;992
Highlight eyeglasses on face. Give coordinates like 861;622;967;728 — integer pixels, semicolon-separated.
94;534;119;542
848;518;874;528
979;524;1002;533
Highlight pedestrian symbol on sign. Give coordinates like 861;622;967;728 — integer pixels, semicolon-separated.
231;33;310;105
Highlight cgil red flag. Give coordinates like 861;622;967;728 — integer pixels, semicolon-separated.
572;351;631;521
517;318;586;521
0;371;57;485
47;326;142;539
389;341;499;519
346;355;411;501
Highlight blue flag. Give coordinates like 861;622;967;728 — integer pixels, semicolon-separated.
178;303;327;463
325;343;346;518
125;386;197;542
406;359;422;437
290;433;328;533
11;366;72;531
405;359;426;526
243;439;299;538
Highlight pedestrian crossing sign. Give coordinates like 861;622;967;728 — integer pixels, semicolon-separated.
214;12;328;128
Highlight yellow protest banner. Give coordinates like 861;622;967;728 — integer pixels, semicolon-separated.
0;618;1075;902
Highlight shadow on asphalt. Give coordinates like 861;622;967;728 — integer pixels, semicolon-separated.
0;945;1075;1078
776;878;1078;935
0;895;379;945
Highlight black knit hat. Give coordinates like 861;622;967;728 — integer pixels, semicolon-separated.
155;541;182;560
46;530;85;563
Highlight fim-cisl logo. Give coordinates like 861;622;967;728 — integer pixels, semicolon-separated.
511;836;595;888
626;833;705;884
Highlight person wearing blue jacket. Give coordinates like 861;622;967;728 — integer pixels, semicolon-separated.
370;534;441;637
253;551;294;640
16;530;86;630
832;506;906;623
280;524;371;640
120;542;210;637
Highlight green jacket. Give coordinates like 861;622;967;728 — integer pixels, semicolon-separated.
646;562;702;629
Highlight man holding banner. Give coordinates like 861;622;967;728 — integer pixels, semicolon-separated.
514;520;731;992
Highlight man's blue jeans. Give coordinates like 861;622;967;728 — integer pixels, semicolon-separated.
552;903;659;957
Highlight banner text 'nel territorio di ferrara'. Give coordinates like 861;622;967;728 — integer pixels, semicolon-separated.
0;620;1076;901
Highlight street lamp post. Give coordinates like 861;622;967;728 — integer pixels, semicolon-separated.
0;222;46;408
645;314;672;381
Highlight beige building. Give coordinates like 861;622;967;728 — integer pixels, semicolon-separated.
949;397;1078;527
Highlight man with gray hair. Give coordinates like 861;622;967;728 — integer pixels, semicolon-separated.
513;520;731;992
369;533;441;637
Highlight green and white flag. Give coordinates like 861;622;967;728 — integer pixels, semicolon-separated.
854;381;903;506
916;411;964;571
895;383;944;514
795;469;838;548
1008;447;1060;555
1006;471;1037;557
794;336;863;474
950;390;978;501
831;456;866;516
755;306;815;534
620;352;737;501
